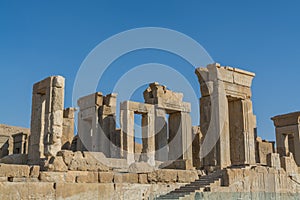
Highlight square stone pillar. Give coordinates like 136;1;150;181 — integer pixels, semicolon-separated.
62;108;75;150
141;111;155;166
200;96;219;168
241;99;257;165
100;93;118;158
154;108;168;161
169;112;193;161
120;107;135;165
28;76;65;165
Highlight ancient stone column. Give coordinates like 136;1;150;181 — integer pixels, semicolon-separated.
241;99;257;165
141;110;155;166
100;93;118;158
120;102;135;165
28;76;65;165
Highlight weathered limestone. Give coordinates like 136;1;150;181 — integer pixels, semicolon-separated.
255;137;275;165
0;164;30;177
267;153;281;169
192;126;202;169
120;101;155;166
221;166;300;194
280;153;299;176
128;162;155;173
99;172;114;183
271;112;300;166
28;76;65;165
195;63;257;170
177;170;198;183
62;108;75;150
148;169;178;183
77;92;118;157
159;159;194;170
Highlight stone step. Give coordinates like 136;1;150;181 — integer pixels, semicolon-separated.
156;172;222;200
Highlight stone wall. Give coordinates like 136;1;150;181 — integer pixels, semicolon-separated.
0;163;199;200
220;166;300;194
1;163;300;199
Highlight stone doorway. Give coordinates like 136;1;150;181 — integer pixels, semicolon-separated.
228;97;245;166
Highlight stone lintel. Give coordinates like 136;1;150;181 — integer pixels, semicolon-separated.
196;63;255;89
155;101;191;113
79;107;96;120
275;124;298;135
120;101;153;114
77;92;103;110
271;111;300;127
33;76;65;94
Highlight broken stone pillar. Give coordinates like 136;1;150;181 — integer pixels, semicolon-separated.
62;108;75;150
141;111;155;166
100;94;118;158
195;63;257;169
28;76;65;165
271;112;300;166
255;137;275;165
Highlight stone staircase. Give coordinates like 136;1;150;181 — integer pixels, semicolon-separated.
155;171;222;200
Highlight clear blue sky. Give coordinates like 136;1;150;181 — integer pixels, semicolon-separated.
1;1;300;142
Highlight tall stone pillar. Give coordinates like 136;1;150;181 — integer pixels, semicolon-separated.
99;93;118;158
155;108;168;161
62;107;75;150
141;111;155;166
120;105;135;165
212;77;231;169
28;76;65;165
241;99;257;165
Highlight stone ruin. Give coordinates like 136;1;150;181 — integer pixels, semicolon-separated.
0;63;300;199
